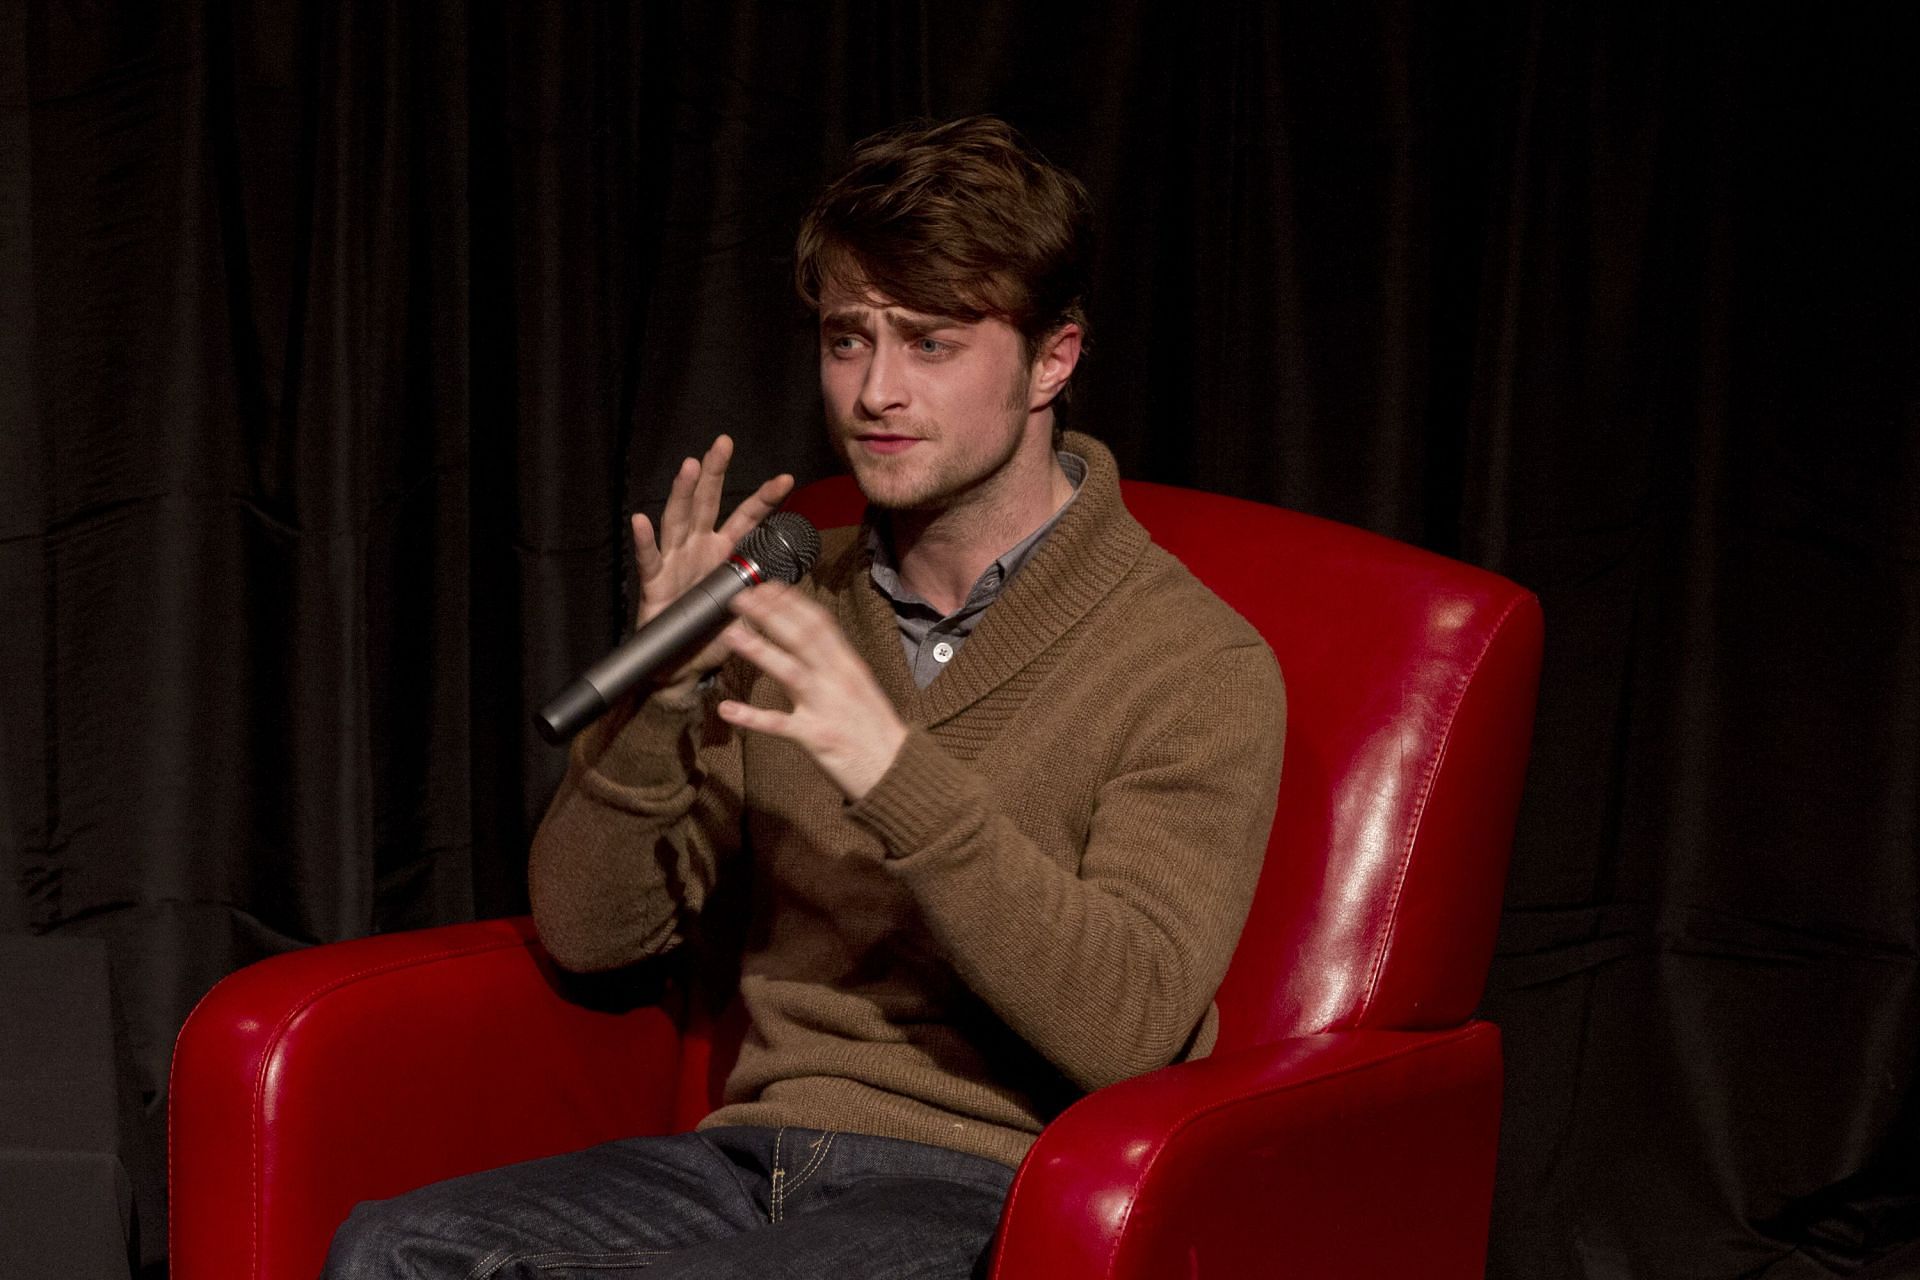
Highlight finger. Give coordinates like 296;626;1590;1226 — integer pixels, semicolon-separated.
688;435;735;537
729;582;834;654
657;454;702;550
719;617;810;688
715;699;792;739
716;473;799;546
631;513;665;586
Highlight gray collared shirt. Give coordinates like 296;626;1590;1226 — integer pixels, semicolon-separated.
867;451;1087;688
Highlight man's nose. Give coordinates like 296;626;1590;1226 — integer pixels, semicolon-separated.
857;344;909;417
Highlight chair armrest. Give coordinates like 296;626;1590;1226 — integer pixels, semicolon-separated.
169;917;686;1280
990;1023;1503;1280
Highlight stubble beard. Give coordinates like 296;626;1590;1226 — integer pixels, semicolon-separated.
835;369;1036;514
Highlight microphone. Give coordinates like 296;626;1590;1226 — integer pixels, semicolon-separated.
535;511;822;744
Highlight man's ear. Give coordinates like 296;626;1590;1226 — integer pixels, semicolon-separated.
1028;323;1084;409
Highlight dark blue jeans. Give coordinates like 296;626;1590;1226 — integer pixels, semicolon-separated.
322;1126;1015;1279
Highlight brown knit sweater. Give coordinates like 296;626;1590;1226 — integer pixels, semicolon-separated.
529;433;1285;1168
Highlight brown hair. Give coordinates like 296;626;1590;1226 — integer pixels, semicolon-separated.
795;116;1094;363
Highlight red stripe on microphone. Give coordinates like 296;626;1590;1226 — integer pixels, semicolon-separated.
729;553;764;585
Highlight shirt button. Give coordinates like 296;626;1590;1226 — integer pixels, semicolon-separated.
932;641;955;664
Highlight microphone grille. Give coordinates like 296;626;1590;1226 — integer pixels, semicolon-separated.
737;511;822;584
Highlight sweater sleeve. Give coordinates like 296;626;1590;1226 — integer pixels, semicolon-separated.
527;673;747;973
846;641;1286;1092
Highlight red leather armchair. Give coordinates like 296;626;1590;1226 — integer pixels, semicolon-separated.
169;478;1542;1279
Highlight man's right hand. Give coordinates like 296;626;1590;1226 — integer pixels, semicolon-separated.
632;434;796;704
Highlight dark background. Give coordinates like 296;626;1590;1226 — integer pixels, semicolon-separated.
5;2;1917;1276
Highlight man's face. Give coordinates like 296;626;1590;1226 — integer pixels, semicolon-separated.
817;281;1041;512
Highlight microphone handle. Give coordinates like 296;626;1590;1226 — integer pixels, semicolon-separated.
534;559;755;744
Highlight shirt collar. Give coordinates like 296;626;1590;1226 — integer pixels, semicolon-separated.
866;450;1088;616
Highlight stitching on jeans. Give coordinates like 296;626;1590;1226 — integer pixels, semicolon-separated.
771;1127;787;1224
463;1245;513;1280
525;1249;671;1271
784;1131;836;1199
796;1132;834;1184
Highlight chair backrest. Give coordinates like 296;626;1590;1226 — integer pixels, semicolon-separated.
1117;481;1541;1049
779;475;1542;1056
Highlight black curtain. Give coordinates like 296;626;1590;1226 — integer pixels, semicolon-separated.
4;3;1915;1276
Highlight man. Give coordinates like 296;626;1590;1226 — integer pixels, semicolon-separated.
326;115;1284;1280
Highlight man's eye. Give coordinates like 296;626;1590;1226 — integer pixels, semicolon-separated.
828;335;861;353
916;338;949;356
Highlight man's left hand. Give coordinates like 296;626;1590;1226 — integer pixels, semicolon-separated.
716;582;909;802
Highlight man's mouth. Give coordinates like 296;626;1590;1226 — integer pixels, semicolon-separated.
854;433;921;455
